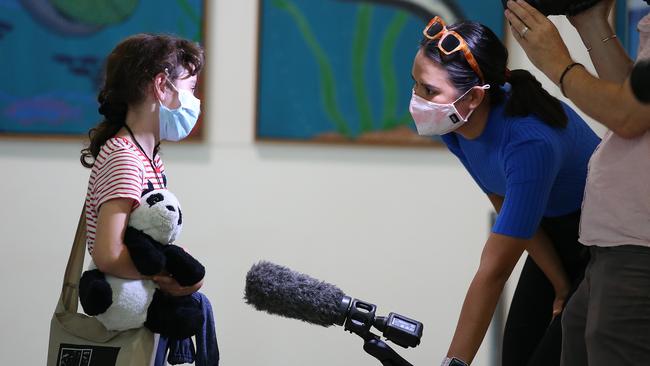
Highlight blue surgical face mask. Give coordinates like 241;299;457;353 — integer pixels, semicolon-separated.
159;79;201;141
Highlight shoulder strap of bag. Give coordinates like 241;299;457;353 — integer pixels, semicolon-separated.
59;205;87;313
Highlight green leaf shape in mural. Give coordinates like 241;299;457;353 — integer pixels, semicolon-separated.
175;0;202;42
379;11;408;130
396;110;414;126
50;0;140;26
273;0;352;138
351;5;373;134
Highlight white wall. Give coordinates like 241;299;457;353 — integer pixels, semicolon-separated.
0;2;603;365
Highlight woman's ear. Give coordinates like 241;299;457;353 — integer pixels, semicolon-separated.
467;86;487;109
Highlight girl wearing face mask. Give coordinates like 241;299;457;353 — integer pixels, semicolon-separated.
410;19;600;366
79;34;203;358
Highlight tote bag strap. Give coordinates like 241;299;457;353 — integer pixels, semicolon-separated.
58;204;87;314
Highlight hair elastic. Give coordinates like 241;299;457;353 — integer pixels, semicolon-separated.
559;62;583;98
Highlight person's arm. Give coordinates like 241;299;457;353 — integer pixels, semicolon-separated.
560;70;650;138
92;198;147;279
487;195;569;317
525;230;570;318
447;231;524;364
93;198;203;295
153;274;203;297
569;0;633;82
447;195;569;363
505;0;650;138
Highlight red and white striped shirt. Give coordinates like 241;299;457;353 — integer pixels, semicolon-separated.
85;137;166;254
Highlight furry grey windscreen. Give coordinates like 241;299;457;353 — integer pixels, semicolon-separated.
631;60;650;104
244;261;346;327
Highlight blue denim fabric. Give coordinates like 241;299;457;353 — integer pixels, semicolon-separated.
153;292;219;366
167;337;196;364
154;335;168;365
193;292;219;366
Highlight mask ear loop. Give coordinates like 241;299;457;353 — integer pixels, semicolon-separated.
158;68;182;113
156;68;175;106
453;84;491;121
453;84;490;104
163;68;180;93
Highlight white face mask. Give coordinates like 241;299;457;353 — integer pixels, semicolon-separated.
159;80;201;141
409;85;489;136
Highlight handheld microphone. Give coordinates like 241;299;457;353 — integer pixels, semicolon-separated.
244;261;423;349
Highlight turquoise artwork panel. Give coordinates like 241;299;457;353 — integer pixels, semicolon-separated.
256;0;505;145
0;0;203;137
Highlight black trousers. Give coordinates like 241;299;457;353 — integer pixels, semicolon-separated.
501;211;589;366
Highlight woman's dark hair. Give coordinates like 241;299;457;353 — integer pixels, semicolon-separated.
80;33;204;168
419;21;567;128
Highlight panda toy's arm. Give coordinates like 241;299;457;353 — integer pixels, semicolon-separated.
162;245;206;287
123;227;167;276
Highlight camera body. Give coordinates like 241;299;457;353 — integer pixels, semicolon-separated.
500;0;602;16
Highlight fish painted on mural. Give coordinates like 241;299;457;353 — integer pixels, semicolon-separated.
52;54;103;89
0;20;12;39
18;0;139;36
2;95;82;127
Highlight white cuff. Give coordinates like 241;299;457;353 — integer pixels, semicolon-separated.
441;357;468;366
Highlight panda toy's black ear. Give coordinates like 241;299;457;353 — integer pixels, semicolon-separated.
141;181;155;197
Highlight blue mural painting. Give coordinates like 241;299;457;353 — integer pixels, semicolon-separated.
0;0;203;136
622;0;650;60
256;0;505;145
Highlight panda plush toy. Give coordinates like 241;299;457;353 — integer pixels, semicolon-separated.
79;189;206;339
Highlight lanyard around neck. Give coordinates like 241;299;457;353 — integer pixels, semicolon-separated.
123;124;163;188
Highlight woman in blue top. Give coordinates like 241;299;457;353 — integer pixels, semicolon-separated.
409;18;600;366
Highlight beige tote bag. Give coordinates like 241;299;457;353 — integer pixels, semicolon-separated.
47;206;155;366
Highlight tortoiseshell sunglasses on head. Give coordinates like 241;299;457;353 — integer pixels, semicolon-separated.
422;16;485;83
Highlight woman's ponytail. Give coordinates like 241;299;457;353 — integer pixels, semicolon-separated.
505;69;567;128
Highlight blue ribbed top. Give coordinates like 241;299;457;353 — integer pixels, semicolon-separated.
442;101;600;239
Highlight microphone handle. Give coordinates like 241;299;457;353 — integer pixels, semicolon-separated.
363;336;414;366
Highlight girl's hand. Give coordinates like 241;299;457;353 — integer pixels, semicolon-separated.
153;274;203;297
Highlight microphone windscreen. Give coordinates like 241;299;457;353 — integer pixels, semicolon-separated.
244;261;347;327
631;60;650;104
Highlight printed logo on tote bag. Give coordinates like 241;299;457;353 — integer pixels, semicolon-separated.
57;344;119;366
